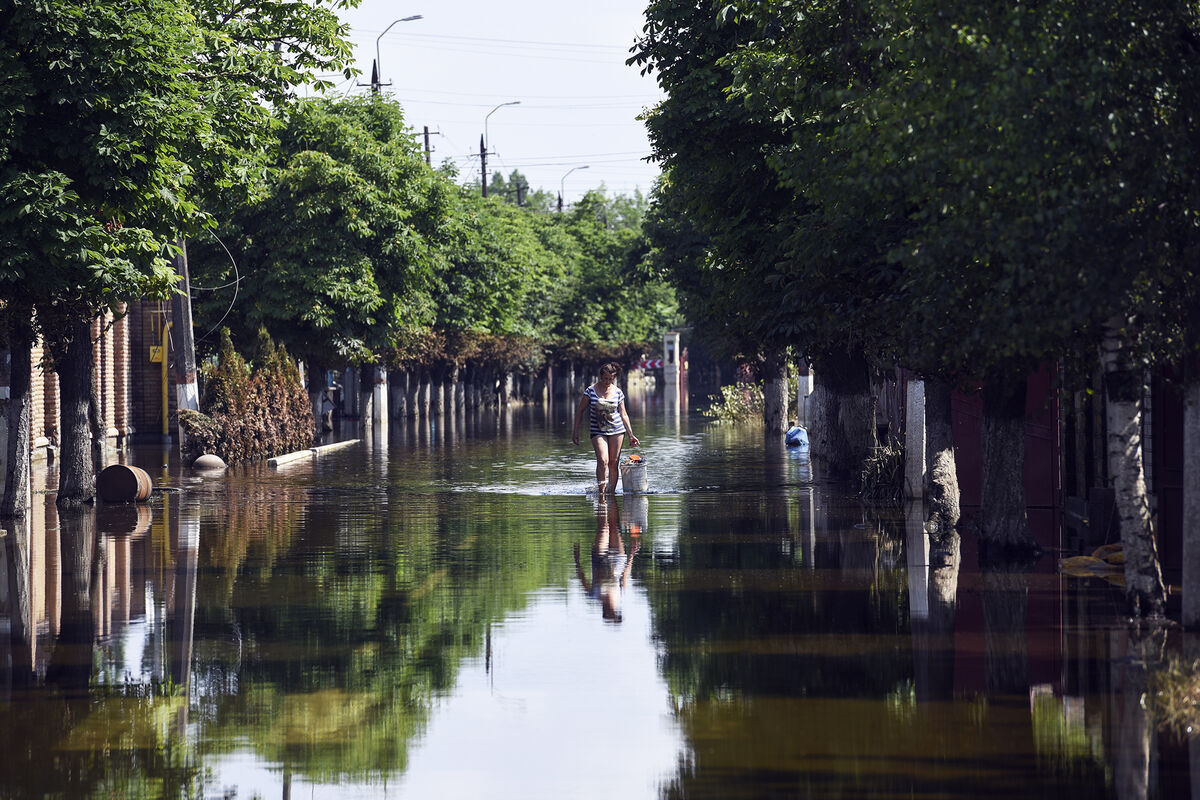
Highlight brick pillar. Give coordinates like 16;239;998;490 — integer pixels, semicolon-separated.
43;353;59;451
113;304;131;439
30;340;46;452
91;317;103;443
102;312;117;438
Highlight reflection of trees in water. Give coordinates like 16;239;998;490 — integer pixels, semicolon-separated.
191;490;576;782
0;504;204;799
649;489;910;701
3;511;34;687
981;558;1035;695
650;488;1122;798
650;485;916;800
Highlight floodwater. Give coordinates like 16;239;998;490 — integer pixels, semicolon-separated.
0;390;1193;799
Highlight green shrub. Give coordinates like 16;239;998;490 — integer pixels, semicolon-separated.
703;382;764;424
859;441;905;506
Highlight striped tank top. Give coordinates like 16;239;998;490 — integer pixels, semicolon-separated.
585;385;625;437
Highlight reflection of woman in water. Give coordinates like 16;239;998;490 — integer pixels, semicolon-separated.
574;498;640;623
572;362;639;493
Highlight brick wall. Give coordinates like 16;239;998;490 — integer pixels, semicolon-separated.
1;309;141;463
128;300;175;439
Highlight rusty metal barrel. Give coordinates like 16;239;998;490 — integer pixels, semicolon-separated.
97;464;153;503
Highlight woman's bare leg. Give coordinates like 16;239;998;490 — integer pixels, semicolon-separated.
591;435;609;488
605;434;625;491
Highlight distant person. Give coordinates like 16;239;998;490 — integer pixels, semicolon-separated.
574;497;640;623
572;362;639;493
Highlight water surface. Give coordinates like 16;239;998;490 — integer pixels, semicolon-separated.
0;397;1190;798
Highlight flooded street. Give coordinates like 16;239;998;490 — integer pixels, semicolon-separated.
0;395;1191;799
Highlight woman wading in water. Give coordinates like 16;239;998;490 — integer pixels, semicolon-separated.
572;362;639;492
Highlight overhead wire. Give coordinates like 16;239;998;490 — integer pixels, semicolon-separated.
194;229;241;345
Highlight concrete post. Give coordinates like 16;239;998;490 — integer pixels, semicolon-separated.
372;365;388;433
663;331;681;392
905;377;926;499
796;362;813;427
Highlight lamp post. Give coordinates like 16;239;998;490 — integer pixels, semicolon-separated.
558;165;590;212
373;15;423;94
485;101;520;151
482;101;520;197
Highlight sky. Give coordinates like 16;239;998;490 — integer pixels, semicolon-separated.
330;0;665;205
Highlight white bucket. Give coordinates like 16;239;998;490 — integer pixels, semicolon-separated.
619;460;648;493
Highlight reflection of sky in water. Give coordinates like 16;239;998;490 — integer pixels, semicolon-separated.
397;586;682;800
205;585;683;800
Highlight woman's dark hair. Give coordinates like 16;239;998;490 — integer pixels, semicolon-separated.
599;362;621;377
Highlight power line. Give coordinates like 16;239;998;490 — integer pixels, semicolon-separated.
378;40;624;66
362;29;628;51
390;86;660;101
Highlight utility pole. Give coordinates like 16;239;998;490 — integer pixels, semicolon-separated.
424;126;432;167
480;135;488;197
170;239;199;420
481;101;519;198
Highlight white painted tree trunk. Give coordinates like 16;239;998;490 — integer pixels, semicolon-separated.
2;312;33;519
925;378;961;536
762;348;788;434
1100;319;1165;616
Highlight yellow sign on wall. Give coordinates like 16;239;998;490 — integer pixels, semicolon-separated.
149;345;163;363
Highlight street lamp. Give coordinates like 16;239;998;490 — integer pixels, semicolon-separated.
484;100;520;151
373;15;423;94
481;101;520;197
559;165;590;211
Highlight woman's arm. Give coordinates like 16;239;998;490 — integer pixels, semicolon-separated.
618;399;639;447
572;395;589;445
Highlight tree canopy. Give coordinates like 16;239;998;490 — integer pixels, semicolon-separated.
191;95;679;373
633;0;1200;386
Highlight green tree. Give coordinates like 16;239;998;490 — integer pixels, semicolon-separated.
631;0;879;460
192;96;454;393
551;189;679;346
725;0;1200;607
0;0;357;509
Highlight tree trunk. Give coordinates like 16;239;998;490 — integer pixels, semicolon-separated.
56;319;96;507
452;364;464;411
417;370;431;416
809;348;876;478
1184;371;1200;628
532;365;548;405
925;378;961;536
979;377;1036;556
762;347;788;434
2;310;34;518
1100;319;1165;616
435;365;450;415
388;369;407;420
500;371;515;407
405;368;419;417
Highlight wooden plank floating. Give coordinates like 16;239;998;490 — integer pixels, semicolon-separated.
268;439;360;468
